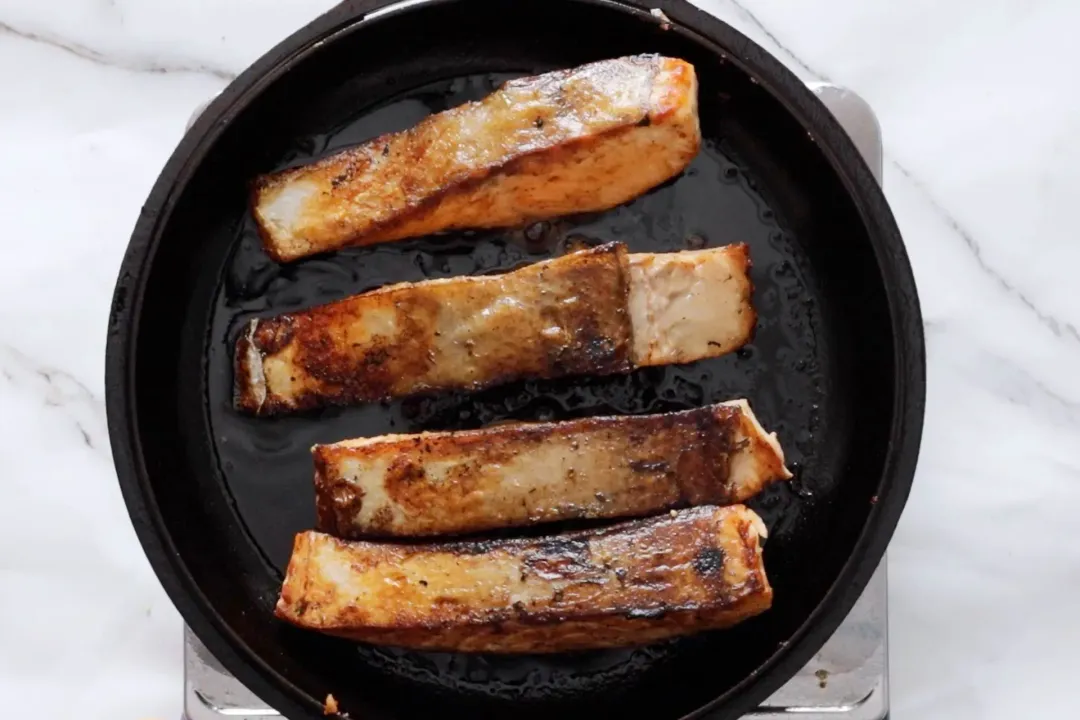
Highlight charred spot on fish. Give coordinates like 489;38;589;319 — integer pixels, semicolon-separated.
362;347;390;368
534;117;544;129
369;505;395;530
578;336;621;368
418;579;428;587
637;115;652;127
446;538;499;556
382;144;390;157
524;538;592;578
629;459;670;474
533;538;590;561
692;547;726;577
386;459;425;484
382;456;433;518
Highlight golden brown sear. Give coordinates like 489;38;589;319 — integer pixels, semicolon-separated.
234;243;632;414
314;400;790;538
275;505;772;653
252;54;700;262
234;243;753;415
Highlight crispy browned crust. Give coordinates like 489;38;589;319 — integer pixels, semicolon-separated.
234;243;756;415
251;55;700;262
314;400;790;538
234;243;632;414
275;505;772;653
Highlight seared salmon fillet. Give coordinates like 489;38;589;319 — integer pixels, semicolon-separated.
314;400;790;538
251;55;700;262
234;243;753;415
275;505;772;653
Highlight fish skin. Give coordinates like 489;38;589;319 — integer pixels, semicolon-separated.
275;505;773;653
313;400;790;538
251;54;700;262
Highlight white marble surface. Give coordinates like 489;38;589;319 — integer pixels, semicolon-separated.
1;1;1077;717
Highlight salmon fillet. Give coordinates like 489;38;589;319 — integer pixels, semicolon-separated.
251;55;700;262
275;505;772;653
314;400;789;538
234;243;753;415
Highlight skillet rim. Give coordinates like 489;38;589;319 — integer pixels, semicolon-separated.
104;0;926;717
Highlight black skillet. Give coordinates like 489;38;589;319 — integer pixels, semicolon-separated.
105;0;925;717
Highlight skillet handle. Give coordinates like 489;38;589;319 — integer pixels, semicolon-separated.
807;83;884;184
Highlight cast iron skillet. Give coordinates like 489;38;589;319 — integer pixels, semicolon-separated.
105;0;925;717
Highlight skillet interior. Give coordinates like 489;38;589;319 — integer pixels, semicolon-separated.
109;1;921;718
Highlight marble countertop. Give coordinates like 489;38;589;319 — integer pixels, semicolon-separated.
2;1;1077;717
